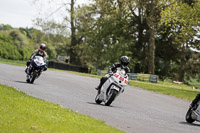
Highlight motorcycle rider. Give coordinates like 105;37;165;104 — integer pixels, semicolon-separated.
95;56;130;90
25;43;48;74
190;93;200;108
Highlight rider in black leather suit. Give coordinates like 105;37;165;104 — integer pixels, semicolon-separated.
95;56;130;90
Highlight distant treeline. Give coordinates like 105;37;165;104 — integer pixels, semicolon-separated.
0;24;69;61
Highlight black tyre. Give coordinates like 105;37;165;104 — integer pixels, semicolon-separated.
26;74;30;83
26;79;30;83
105;89;118;106
185;107;195;123
30;72;37;84
95;90;102;104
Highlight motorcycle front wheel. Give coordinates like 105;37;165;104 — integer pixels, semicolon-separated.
185;107;195;123
105;89;118;106
30;71;37;84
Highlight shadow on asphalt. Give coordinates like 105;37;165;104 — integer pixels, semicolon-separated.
86;102;118;108
87;102;108;106
14;81;36;85
179;121;200;127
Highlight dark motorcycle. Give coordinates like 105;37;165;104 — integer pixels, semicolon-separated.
26;56;46;84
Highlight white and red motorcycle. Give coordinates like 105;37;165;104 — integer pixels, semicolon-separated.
95;68;129;106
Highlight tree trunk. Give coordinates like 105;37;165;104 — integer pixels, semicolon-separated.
178;70;185;82
146;0;156;75
69;0;77;65
148;26;155;74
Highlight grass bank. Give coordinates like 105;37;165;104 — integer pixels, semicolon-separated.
0;58;26;66
0;84;123;133
129;81;200;101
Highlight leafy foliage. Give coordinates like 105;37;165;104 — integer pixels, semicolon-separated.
0;24;69;61
0;32;22;60
159;0;200;82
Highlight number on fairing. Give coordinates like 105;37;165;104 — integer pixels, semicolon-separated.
113;86;119;91
114;73;119;78
119;76;124;81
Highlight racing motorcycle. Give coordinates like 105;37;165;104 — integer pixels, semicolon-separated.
185;99;200;123
26;56;46;84
95;68;129;106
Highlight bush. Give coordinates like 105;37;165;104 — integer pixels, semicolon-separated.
0;33;22;60
0;31;33;60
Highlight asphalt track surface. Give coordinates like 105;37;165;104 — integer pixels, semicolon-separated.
0;63;200;133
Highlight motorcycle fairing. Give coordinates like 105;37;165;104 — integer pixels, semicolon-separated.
32;56;46;69
99;77;123;102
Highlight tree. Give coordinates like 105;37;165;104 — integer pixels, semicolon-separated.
125;0;168;74
33;0;85;65
79;0;135;70
0;24;12;31
32;0;200;82
160;0;200;82
69;0;76;64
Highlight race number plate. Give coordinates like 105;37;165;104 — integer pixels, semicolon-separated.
113;86;119;91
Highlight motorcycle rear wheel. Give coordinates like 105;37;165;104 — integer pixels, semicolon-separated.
26;79;30;83
95;90;102;104
26;74;30;83
105;89;118;106
185;107;195;123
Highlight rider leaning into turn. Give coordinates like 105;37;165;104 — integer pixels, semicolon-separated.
25;43;48;73
95;56;130;90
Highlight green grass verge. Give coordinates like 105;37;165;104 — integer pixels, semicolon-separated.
0;58;26;66
0;84;124;133
129;80;200;101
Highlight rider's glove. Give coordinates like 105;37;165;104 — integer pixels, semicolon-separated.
108;70;113;75
26;61;31;66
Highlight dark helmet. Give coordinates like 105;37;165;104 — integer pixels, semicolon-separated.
120;56;129;67
39;43;46;52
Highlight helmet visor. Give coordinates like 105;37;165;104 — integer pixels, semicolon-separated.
41;47;46;50
122;62;129;67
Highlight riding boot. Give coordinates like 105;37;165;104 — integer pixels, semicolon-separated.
95;83;102;90
95;77;108;90
25;68;28;73
95;80;104;90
